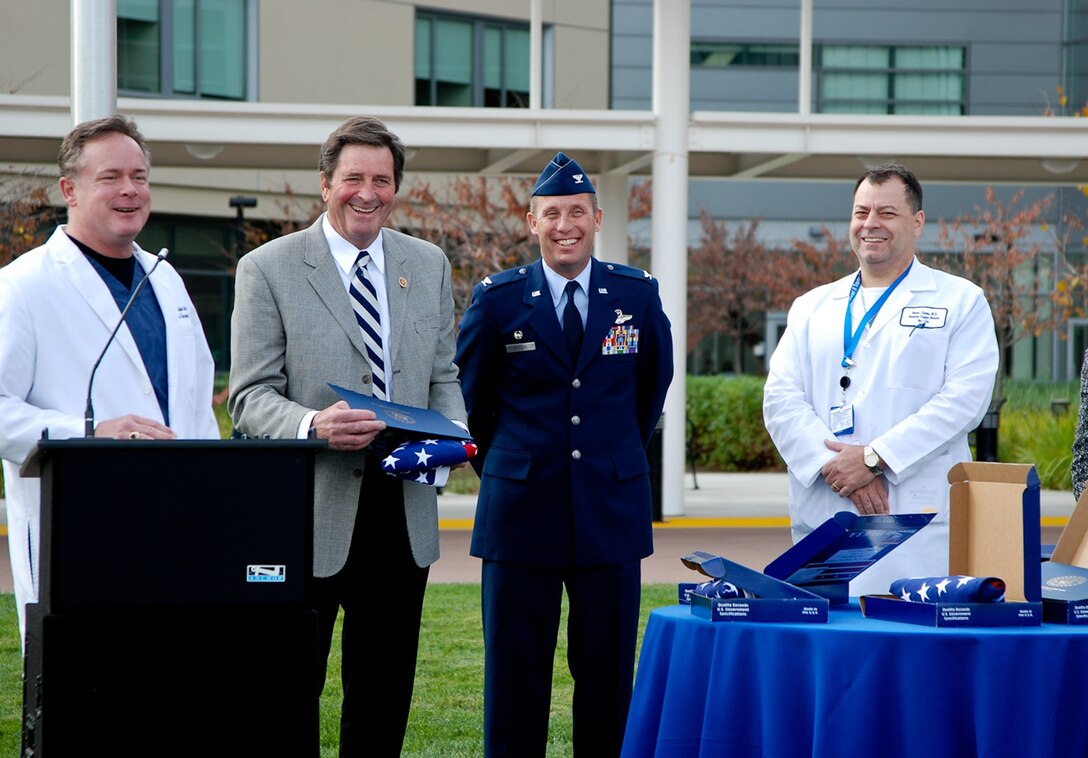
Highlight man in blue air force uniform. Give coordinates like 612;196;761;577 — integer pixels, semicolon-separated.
455;152;673;757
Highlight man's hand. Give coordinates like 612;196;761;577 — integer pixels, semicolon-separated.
95;414;176;440
311;401;385;451
846;476;889;515
821;440;876;498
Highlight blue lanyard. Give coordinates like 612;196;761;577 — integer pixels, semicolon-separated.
842;262;913;369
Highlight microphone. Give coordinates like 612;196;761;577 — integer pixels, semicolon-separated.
84;248;170;437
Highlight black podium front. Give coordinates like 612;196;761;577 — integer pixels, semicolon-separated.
20;438;322;757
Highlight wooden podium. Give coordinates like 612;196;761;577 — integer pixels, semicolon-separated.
20;438;323;757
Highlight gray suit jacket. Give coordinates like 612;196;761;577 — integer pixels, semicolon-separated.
229;218;466;576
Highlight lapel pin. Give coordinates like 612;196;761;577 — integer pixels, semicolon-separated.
514;330;523;340
531;290;541;297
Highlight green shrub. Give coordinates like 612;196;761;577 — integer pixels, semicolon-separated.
998;405;1076;491
686;375;784;472
995;380;1080;491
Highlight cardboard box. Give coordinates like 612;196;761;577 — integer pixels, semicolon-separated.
1042;489;1088;623
861;462;1042;627
681;551;829;623
763;512;936;603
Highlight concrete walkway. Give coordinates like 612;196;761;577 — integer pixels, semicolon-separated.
437;471;1078;525
0;473;1075;590
433;472;1077;584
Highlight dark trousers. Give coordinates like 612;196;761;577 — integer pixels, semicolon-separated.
481;559;641;758
312;459;429;757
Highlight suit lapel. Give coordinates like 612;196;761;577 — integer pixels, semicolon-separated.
382;231;410;368
303;222;370;360
578;260;620;371
54;230;148;378
524;261;569;362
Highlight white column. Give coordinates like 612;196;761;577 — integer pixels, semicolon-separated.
799;0;813;115
71;0;117;125
530;0;542;110
597;172;629;265
651;0;690;516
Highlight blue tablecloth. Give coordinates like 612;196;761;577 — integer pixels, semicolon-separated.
622;604;1088;758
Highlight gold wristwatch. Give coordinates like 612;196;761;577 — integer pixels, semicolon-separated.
863;445;884;476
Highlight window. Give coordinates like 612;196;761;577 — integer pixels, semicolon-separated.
691;42;799;69
818;45;966;115
415;11;530;108
118;0;249;100
1065;0;1088;113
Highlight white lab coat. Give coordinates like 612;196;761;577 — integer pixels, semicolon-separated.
764;258;998;595
0;227;220;637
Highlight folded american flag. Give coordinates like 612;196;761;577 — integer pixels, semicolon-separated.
694;578;743;599
889;575;1006;604
380;438;478;485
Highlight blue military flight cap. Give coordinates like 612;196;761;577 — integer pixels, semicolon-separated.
531;151;596;197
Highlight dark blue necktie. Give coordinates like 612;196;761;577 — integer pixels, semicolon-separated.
349;250;387;399
563;280;583;361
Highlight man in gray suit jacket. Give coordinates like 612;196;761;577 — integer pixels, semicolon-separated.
229;116;466;756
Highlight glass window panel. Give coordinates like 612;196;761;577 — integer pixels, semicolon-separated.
118;0;158;22
823;72;888;100
895;102;961;115
896;72;962;101
434;18;473;85
118;18;161;93
197;0;245;99
896;46;963;69
504;27;530;92
484;26;502;90
821;101;887;114
436;81;473;106
691;42;798;68
1068;0;1088;43
822;46;889;68
1067;41;1088;111
174;0;196;94
415;17;431;80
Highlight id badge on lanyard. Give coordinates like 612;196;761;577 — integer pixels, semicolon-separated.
834;263;912;436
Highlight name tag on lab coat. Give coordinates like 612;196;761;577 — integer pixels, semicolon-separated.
900;307;947;329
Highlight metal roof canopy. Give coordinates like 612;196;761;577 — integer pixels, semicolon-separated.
2;95;1088;187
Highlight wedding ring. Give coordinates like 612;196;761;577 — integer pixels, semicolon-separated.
129;431;140;440
831;482;841;492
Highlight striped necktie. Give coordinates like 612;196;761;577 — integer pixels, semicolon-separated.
349;250;387;400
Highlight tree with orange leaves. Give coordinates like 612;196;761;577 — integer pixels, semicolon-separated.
0;178;54;268
934;188;1084;404
687;213;854;373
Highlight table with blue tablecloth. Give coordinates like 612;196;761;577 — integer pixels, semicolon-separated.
622;603;1088;758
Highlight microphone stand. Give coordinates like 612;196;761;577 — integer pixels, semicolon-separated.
84;248;169;437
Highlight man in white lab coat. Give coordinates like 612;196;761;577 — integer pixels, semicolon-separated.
0;115;219;640
763;164;998;595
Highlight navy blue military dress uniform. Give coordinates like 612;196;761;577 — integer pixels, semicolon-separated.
455;152;673;758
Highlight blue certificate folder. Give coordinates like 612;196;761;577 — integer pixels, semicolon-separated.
764;512;936;604
681;551;829;623
328;383;470;452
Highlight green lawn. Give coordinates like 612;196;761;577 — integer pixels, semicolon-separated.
0;585;679;756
